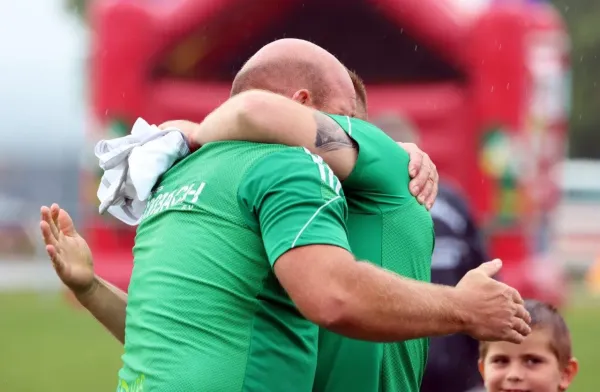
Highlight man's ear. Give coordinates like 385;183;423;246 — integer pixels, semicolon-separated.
291;89;313;107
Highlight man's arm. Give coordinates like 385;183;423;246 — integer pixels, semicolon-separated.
161;90;438;206
185;90;358;180
75;276;127;344
39;204;127;344
276;245;462;341
240;149;531;343
277;247;530;343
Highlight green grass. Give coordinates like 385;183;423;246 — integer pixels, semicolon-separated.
0;292;122;392
0;291;598;391
562;291;600;391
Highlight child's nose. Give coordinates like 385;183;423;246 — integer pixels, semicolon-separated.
506;364;525;382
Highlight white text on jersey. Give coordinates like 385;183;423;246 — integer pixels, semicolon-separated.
142;182;206;219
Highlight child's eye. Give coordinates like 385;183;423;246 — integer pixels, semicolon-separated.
524;356;544;365
491;356;509;364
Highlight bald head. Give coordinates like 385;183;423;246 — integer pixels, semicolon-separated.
231;39;355;115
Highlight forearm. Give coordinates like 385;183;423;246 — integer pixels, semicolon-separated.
75;275;127;344
329;262;468;341
98;276;128;303
191;90;356;179
192;90;316;147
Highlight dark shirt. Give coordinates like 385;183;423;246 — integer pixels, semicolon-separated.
420;183;488;392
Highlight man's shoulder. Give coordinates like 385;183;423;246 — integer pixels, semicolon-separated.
324;114;390;137
337;119;410;200
198;140;288;156
237;144;347;235
241;145;340;186
320;113;408;161
172;141;291;171
238;145;344;206
157;142;297;196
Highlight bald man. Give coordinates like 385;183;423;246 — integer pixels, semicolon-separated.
169;78;528;392
41;40;529;392
109;39;364;392
44;39;372;391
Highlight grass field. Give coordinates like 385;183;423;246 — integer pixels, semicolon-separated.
0;291;598;391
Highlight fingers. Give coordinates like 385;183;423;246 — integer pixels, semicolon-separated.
40;206;60;241
402;143;423;178
400;142;437;208
408;159;430;201
501;293;531;344
51;203;61;232
425;181;438;210
418;177;435;208
41;204;77;237
504;329;525;345
515;302;532;324
46;244;65;274
40;220;58;247
57;208;77;236
158;121;176;130
159;120;201;151
511;287;525;305
424;165;439;210
409;153;437;209
475;259;503;277
40;205;50;224
511;315;532;338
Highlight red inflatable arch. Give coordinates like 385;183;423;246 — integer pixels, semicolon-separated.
86;0;570;303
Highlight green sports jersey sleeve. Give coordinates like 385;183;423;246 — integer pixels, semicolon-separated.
324;114;413;210
238;147;351;266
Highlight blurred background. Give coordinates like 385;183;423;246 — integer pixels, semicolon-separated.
1;0;599;390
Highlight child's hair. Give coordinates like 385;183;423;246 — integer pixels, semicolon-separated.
479;299;572;366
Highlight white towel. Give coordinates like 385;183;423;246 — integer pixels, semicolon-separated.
95;118;190;226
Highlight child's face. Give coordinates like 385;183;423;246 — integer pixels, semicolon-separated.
479;329;578;392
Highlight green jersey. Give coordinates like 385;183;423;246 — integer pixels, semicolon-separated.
117;142;350;392
313;116;435;392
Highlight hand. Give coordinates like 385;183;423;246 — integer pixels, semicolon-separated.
39;204;95;296
159;120;202;152
398;142;439;210
456;259;532;344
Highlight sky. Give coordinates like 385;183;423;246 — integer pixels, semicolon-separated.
0;0;88;228
0;0;87;164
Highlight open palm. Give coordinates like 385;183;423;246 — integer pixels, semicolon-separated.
39;204;94;294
